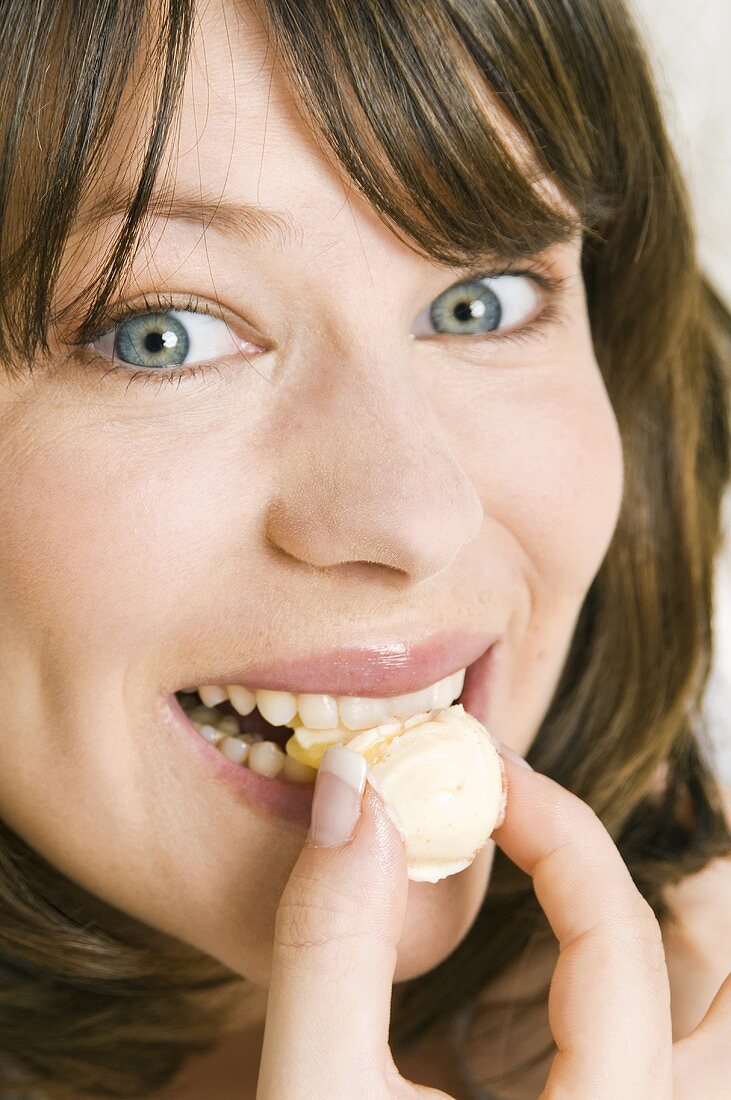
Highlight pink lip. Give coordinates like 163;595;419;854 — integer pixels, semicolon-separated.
166;635;500;830
181;630;499;697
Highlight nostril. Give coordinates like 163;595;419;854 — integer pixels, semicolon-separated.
324;560;411;586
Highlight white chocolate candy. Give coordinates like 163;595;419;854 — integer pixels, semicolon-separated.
287;703;507;883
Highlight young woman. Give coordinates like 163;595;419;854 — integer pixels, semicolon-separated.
0;0;729;1096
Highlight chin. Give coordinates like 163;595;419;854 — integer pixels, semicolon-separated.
394;839;496;981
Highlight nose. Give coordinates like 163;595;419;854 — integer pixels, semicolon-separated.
265;356;484;586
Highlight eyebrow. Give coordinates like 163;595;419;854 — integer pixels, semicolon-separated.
70;181;581;279
71;184;301;251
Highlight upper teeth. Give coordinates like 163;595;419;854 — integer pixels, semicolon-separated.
194;667;466;731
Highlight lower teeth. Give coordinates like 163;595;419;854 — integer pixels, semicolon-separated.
180;696;316;784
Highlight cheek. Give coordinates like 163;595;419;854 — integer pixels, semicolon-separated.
0;409;263;661
452;359;624;601
511;381;623;597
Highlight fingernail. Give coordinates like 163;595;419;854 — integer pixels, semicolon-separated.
308;744;368;848
497;740;533;771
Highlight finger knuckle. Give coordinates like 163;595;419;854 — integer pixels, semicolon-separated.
610;906;667;974
274;874;362;961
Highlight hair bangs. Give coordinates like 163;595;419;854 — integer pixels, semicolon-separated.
0;0;193;379
262;0;586;269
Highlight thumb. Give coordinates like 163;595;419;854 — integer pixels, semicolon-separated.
257;744;409;1099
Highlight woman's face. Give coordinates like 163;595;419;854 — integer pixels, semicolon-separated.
0;1;623;1000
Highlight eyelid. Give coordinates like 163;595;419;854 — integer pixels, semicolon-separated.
458;260;571;297
66;290;266;354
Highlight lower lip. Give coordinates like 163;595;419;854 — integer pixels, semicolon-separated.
164;641;498;832
165;694;315;829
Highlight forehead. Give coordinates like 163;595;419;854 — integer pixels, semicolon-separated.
77;2;366;245
70;0;575;268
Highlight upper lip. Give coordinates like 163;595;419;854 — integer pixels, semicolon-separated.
181;630;499;697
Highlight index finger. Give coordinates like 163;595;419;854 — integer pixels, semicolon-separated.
492;753;673;1099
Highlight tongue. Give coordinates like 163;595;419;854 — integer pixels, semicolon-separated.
216;700;291;748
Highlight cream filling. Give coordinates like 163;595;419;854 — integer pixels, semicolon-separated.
360;706;506;882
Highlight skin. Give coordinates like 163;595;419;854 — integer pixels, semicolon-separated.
9;0;728;1096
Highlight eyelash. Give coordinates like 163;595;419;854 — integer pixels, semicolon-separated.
74;265;569;393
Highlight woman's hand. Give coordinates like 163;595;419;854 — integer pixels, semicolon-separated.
256;743;731;1099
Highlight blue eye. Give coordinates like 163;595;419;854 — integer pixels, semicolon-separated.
415;273;540;337
91;308;249;369
112;311;189;367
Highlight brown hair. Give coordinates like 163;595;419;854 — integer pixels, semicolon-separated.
0;0;729;1095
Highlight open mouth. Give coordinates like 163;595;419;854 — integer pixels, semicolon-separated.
174;664;468;786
